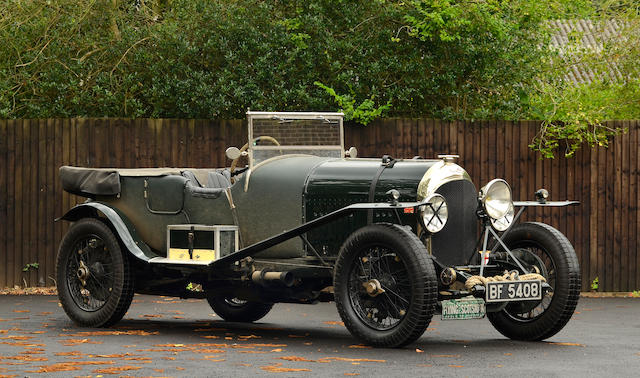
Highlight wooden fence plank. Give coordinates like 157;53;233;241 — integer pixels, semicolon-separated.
34;119;45;286
620;121;630;290
6;120;17;287
53;118;63;286
589;140;599;288
42;119;54;286
632;121;639;290
0;120;7;287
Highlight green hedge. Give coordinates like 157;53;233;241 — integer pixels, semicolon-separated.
1;0;638;156
0;0;559;120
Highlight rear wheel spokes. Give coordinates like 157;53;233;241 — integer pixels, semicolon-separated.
67;235;115;312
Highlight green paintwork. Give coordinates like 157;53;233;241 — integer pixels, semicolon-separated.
65;156;446;261
304;158;440;255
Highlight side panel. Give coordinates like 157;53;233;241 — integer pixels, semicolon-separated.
232;156;329;258
305;159;438;256
101;175;235;255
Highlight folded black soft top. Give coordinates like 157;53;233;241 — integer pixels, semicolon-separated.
60;166;121;197
59;166;183;197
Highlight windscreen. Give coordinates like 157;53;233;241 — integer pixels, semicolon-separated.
250;117;343;165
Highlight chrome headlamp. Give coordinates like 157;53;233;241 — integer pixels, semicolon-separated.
489;201;514;231
420;193;448;233
480;179;513;221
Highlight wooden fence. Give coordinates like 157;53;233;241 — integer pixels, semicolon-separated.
0;119;638;292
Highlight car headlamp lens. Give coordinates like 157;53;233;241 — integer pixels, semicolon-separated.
420;194;448;233
490;202;514;231
480;179;513;220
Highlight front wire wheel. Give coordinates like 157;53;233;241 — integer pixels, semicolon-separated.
487;222;581;341
334;224;437;348
56;218;134;327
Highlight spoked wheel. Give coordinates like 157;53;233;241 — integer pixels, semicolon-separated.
206;295;273;323
56;218;134;327
487;222;581;341
334;224;437;348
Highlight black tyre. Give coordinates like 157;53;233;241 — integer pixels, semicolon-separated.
56;218;134;327
487;222;581;341
333;223;437;348
207;295;273;323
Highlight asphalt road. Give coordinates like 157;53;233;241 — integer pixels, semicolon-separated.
0;295;638;377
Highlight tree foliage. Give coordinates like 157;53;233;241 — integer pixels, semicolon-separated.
0;0;638;157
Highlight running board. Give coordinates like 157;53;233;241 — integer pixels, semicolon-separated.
148;257;211;266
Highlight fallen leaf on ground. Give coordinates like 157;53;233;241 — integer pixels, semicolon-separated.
545;342;585;347
0;341;45;347
317;357;385;363
0;336;33;340
124;357;152;363
238;335;261;340
70;330;158;337
1;355;48;362
271;349;283;352
26;361;114;373
416;364;432;367
192;349;225;354
348;344;371;349
415;348;424;353
449;365;464;368
279;356;315;362
323;321;344;326
59;338;102;346
93;365;141;374
91;354;134;358
55;351;83;356
261;363;311;373
141;314;163;318
12;310;29;313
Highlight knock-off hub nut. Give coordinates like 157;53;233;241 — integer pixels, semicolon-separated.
363;279;385;297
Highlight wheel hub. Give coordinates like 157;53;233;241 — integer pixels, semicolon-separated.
76;260;89;286
363;279;385;297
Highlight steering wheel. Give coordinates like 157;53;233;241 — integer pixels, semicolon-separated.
230;136;281;176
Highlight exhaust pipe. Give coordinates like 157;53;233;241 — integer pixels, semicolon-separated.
251;270;295;287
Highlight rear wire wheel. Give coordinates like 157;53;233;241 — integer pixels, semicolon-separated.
56;218;134;327
487;222;581;341
334;223;437;348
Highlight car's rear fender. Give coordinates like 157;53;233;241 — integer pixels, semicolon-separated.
58;202;155;262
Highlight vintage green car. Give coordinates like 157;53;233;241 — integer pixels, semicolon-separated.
57;111;580;347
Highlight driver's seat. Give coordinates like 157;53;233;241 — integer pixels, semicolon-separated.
207;171;230;189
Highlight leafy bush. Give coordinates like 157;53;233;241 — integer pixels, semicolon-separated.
0;0;638;156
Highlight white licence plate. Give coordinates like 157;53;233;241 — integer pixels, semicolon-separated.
485;280;542;303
